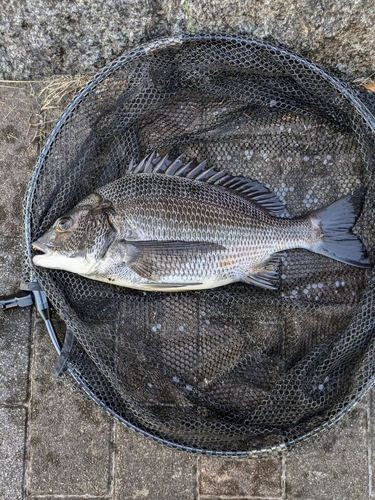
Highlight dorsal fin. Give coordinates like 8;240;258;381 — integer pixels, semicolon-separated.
128;152;288;217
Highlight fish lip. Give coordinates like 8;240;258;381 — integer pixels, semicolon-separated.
32;241;52;255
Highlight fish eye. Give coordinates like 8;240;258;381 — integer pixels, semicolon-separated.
56;217;73;232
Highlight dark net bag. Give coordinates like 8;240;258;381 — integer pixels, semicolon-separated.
24;34;375;456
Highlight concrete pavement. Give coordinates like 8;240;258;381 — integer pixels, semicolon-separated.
0;80;374;500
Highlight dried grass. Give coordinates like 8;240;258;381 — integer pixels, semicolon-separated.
38;74;91;111
0;75;91;146
354;72;375;93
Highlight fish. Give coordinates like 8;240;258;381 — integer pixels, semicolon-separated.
32;152;371;292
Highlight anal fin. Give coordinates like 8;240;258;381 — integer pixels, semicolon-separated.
242;253;283;290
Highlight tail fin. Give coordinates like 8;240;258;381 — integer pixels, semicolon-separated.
311;189;371;268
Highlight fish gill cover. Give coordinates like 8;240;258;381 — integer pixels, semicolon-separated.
24;34;375;456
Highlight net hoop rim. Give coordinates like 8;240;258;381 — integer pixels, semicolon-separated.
23;33;375;455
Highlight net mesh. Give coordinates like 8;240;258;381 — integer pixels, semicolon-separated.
23;34;375;456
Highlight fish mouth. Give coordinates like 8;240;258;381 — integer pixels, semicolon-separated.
32;241;52;255
32;241;55;267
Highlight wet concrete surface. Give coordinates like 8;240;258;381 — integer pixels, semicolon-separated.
0;78;374;499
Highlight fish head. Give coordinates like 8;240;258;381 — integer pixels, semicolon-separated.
32;194;116;275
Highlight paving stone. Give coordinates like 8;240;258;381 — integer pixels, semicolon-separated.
0;306;31;404
0;83;37;405
30;497;112;499
114;424;197;499
0;234;31;404
0;55;374;500
0;235;23;291
285;400;369;500
0;81;36;500
0;407;27;500
199;455;282;498
0;82;40;237
27;316;114;497
368;388;375;497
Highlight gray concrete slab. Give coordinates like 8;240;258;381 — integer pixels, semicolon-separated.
199;456;282;498
1;0;374;79
0;236;23;292
369;390;375;497
0;306;31;404
30;497;112;500
30;498;112;500
0;236;31;405
0;407;27;500
114;424;197;499
0;82;40;237
285;399;369;500
0;50;374;500
0;82;36;500
27;316;114;497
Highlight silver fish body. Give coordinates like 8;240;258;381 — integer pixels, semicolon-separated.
32;153;370;291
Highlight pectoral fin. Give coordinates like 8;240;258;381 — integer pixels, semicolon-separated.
123;240;225;282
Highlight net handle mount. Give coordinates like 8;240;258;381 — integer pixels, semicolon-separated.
0;282;61;356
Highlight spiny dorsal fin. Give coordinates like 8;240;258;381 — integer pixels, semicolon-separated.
128;152;288;217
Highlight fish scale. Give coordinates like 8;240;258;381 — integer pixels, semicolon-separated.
99;175;313;258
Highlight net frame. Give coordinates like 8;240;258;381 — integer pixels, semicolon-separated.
23;33;375;456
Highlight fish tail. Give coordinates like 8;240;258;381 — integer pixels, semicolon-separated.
309;188;371;268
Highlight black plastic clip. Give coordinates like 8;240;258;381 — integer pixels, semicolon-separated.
0;290;34;309
3;283;71;376
53;328;75;376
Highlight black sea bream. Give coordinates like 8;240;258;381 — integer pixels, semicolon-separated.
32;153;371;291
